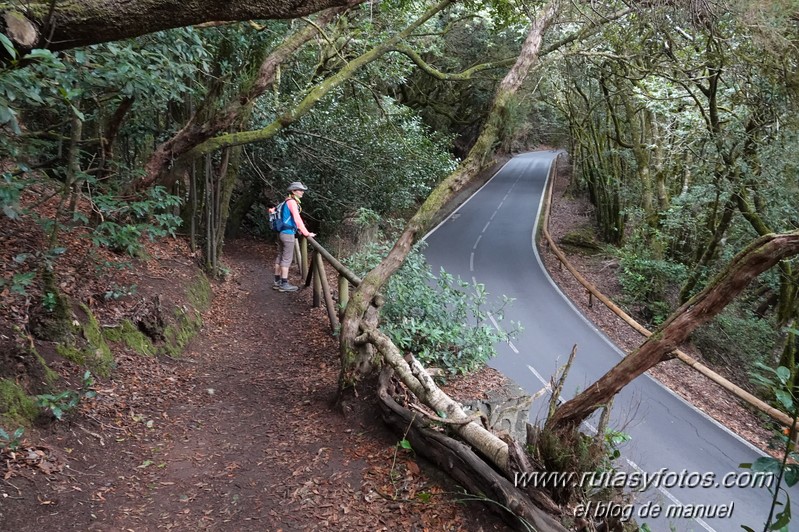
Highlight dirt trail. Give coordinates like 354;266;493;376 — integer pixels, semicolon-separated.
1;238;509;531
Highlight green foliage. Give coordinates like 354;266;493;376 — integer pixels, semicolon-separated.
42;291;58;312
345;242;519;375
0;426;24;451
0;171;25;219
618;252;686;326
241;94;457;235
91;186;182;256
0;247;65;299
741;364;799;532
91;223;145;256
0;270;36;295
35;390;80;421
603;428;631;463
353;207;381;227
104;283;137;301
383;3;530;155
693;305;777;378
35;371;97;421
0;27;203;277
0;47;63;137
498;93;536;153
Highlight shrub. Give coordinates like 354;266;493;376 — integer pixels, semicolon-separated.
618;254;686;326
345;242;519;375
692;305;777;385
90;186;182;257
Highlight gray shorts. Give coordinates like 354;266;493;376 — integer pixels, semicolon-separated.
275;232;296;268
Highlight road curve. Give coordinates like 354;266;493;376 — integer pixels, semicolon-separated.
422;151;777;531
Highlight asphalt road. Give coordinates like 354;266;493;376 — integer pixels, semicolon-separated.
422;151;780;531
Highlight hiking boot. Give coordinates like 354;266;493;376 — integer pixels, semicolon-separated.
272;280;281;290
278;280;299;292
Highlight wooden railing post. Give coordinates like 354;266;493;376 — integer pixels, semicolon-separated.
315;252;339;331
294;238;302;276
300;237;308;278
338;275;349;317
304;250;315;287
312;253;322;308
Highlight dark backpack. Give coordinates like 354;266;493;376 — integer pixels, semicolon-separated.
269;200;288;232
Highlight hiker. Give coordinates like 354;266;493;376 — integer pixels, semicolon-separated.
273;181;316;292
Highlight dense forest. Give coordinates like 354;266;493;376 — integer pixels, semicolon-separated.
2;0;799;530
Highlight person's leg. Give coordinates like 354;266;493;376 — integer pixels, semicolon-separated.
273;240;284;289
278;233;298;292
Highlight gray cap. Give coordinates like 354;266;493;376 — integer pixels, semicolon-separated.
287;181;308;191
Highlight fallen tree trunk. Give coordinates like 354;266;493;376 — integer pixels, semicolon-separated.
377;368;568;532
362;327;510;470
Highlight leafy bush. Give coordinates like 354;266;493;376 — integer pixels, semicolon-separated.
35;371;97;421
0;248;65;299
0;271;36;295
244;95;457;229
345;242;519;375
0;427;24;451
692;306;777;381
618;253;687;326
1;171;25;219
35;390;81;421
742;363;799;531
90;186;182;256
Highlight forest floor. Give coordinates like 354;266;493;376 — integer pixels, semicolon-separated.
0;151;779;531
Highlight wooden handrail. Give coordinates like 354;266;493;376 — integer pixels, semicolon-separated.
306;237;362;286
296;236;363;333
540;154;792;427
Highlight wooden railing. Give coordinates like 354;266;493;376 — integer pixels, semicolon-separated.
292;236;362;332
540;153;792;427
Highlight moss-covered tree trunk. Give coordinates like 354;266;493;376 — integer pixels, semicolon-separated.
171;0;453;166
136;7;346;191
338;0;560;391
547;230;799;432
225;176;263;238
679;195;736;303
0;0;363;58
569;78;624;244
214;146;242;254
